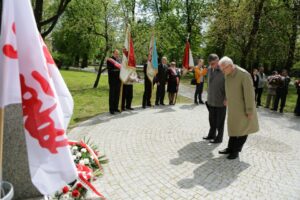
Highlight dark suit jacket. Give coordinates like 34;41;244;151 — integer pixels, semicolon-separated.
156;63;168;84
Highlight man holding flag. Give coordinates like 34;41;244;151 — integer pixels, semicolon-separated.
0;0;77;196
143;35;158;108
107;49;121;114
120;25;138;111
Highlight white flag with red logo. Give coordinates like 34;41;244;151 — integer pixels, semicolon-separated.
120;24;137;83
0;0;77;195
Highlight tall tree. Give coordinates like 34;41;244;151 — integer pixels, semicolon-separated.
240;0;266;68
32;0;72;37
284;0;300;70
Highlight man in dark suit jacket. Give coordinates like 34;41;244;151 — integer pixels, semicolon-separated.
155;57;168;105
143;63;152;108
107;49;121;114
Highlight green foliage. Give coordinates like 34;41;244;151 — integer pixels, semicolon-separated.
49;0;299;72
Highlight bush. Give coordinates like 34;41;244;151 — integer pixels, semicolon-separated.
52;51;73;68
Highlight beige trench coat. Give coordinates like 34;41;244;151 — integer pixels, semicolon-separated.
225;66;259;136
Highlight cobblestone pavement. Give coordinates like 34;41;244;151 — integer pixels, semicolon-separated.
69;84;300;199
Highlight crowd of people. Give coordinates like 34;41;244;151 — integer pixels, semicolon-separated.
107;49;300;115
251;67;295;114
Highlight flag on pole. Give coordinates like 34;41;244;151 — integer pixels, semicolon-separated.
120;25;137;83
182;40;194;72
0;0;77;195
146;35;158;82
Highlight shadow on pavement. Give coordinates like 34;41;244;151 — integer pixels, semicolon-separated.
179;104;199;110
170;141;220;165
156;106;176;113
78;110;139;127
177;157;250;191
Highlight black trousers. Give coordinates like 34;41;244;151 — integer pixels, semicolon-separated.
108;72;121;112
155;83;166;104
142;78;152;107
194;82;204;103
273;89;287;112
207;106;226;141
122;84;133;109
227;136;248;153
256;88;263;106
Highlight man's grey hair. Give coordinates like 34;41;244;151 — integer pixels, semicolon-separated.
208;54;219;62
162;57;167;61
219;56;234;67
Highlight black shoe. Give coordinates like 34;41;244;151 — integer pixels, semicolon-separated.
155;103;159;106
126;107;134;110
199;101;204;104
219;148;231;154
203;136;215;140
160;103;165;106
110;111;115;115
280;110;283;113
194;101;199;105
209;139;222;144
227;152;239;160
142;106;146;109
147;104;152;107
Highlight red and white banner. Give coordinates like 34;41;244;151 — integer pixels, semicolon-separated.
120;25;137;83
0;0;77;195
182;40;194;71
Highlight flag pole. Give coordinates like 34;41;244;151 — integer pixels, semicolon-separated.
119;82;124;112
0;107;4;185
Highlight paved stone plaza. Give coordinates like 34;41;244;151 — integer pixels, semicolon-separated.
69;94;300;199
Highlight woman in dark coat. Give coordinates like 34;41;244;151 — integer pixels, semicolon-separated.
294;80;300;116
251;68;259;105
167;62;180;105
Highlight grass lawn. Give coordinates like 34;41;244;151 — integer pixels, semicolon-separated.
180;72;298;113
61;70;192;126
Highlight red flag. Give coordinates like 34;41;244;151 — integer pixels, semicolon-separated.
120;25;137;83
182;41;194;69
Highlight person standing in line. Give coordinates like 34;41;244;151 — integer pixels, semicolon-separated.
193;59;207;105
218;56;259;160
121;71;138;111
251;68;259;105
155;57;168;106
203;54;226;144
257;66;267;106
107;49;121;114
167;62;180;105
265;71;279;109
272;69;290;113
142;62;153;109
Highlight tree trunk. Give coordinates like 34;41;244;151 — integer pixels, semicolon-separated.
81;54;88;68
240;0;265;68
74;55;80;67
285;4;299;70
34;0;44;32
93;53;107;88
93;1;110;88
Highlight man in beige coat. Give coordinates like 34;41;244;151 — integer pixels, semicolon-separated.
218;56;259;159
